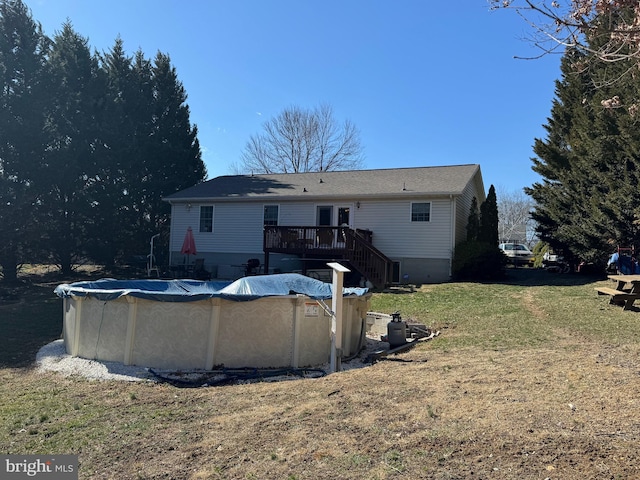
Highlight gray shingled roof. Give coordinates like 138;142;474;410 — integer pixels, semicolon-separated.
164;164;482;202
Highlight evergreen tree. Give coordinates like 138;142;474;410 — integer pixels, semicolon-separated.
0;8;206;274
527;18;640;264
87;38;137;265
453;186;505;280
41;22;102;274
479;185;499;245
146;52;205;240
89;47;205;264
0;0;49;281
113;50;156;261
466;196;480;242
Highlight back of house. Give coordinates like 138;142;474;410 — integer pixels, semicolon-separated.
163;164;485;285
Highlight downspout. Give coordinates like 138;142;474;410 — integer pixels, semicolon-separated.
450;195;456;278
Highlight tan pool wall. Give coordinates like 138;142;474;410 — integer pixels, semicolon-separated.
62;293;371;370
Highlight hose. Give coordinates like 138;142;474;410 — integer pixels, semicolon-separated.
342;317;367;362
149;366;327;388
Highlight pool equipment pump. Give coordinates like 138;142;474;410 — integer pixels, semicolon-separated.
387;311;407;348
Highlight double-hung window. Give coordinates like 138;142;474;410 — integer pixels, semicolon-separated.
199;206;213;232
263;205;279;226
411;202;431;222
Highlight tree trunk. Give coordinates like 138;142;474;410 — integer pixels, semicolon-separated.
59;250;73;276
0;251;18;283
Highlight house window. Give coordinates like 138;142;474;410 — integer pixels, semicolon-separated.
317;206;332;226
199;206;213;232
263;205;279;226
411;202;431;222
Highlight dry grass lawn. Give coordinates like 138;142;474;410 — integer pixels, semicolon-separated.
2;267;640;479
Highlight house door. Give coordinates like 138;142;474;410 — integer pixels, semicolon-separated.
336;206;351;227
316;205;352;227
316;205;352;246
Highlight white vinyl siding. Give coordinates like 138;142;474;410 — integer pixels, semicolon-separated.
455;176;484;246
279;204;315;226
170;203;260;254
170;195;470;260
353;198;452;258
210;204;264;252
170;204;202;253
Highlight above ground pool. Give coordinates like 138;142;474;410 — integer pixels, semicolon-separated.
54;274;371;370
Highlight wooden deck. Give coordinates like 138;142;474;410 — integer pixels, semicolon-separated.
263;226;392;288
264;226;359;255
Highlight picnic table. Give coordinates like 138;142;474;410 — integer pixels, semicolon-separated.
595;274;640;310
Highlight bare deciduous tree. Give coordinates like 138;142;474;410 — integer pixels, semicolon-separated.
497;186;537;246
489;1;640;71
237;104;364;174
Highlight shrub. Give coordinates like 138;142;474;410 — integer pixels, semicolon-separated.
532;241;548;268
452;240;507;281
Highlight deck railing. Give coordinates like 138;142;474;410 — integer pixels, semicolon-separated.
263;226;393;288
342;229;393;288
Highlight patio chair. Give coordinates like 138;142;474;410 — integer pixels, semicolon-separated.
193;258;211;280
245;258;261;276
284;229;300;248
317;228;334;248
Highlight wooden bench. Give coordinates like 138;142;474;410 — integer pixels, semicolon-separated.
595;286;640;310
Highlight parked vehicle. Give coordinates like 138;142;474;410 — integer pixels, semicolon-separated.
543;250;570;273
498;243;535;266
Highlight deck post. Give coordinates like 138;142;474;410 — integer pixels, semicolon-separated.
263;228;270;275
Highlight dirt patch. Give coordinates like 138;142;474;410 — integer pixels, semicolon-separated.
521;289;547;320
3;336;640;479
2;266;639;479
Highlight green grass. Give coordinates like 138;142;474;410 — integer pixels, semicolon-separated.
0;268;625;368
0;269;612;368
370;269;628;351
3;268;640;478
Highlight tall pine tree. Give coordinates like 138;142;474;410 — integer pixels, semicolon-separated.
466;196;480;242
42;22;102;274
88;46;206;265
143;52;205;248
527;14;640;264
0;0;49;281
480;185;499;246
88;38;138;265
0;8;207;275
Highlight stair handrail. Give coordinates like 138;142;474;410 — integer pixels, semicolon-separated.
343;229;393;288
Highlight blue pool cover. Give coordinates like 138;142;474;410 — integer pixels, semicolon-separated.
54;273;369;303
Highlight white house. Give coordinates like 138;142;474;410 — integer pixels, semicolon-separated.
163;164;486;285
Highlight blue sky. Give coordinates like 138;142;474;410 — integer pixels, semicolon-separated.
27;0;561;193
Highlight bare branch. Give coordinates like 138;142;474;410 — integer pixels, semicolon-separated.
490;0;640;72
496;186;537;245
239;104;364;173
